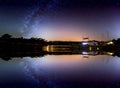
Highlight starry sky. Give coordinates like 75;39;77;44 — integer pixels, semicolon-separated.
0;0;120;41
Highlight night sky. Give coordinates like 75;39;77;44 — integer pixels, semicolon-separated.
0;0;120;41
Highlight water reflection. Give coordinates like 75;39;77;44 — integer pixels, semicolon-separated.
0;55;120;88
0;46;120;88
0;45;117;61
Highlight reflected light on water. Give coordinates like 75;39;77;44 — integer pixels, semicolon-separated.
1;55;120;88
20;55;120;80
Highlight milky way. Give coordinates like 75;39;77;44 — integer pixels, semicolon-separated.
1;0;120;41
20;0;120;41
22;0;61;39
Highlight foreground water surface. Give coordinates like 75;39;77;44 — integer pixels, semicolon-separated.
0;54;120;88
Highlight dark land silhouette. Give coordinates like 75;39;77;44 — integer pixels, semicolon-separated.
0;34;120;61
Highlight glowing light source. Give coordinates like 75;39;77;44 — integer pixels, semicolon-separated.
107;52;114;55
82;42;88;46
107;41;114;45
44;45;55;52
82;52;88;55
46;45;50;52
97;47;99;50
89;47;92;51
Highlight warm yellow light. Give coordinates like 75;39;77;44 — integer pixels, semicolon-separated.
49;45;54;52
43;45;50;52
107;41;113;45
46;45;49;52
107;52;113;55
97;47;99;50
89;47;92;51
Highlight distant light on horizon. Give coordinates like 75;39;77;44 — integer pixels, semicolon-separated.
82;42;89;45
0;0;120;41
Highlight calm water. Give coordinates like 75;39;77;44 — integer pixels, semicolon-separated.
0;55;120;88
